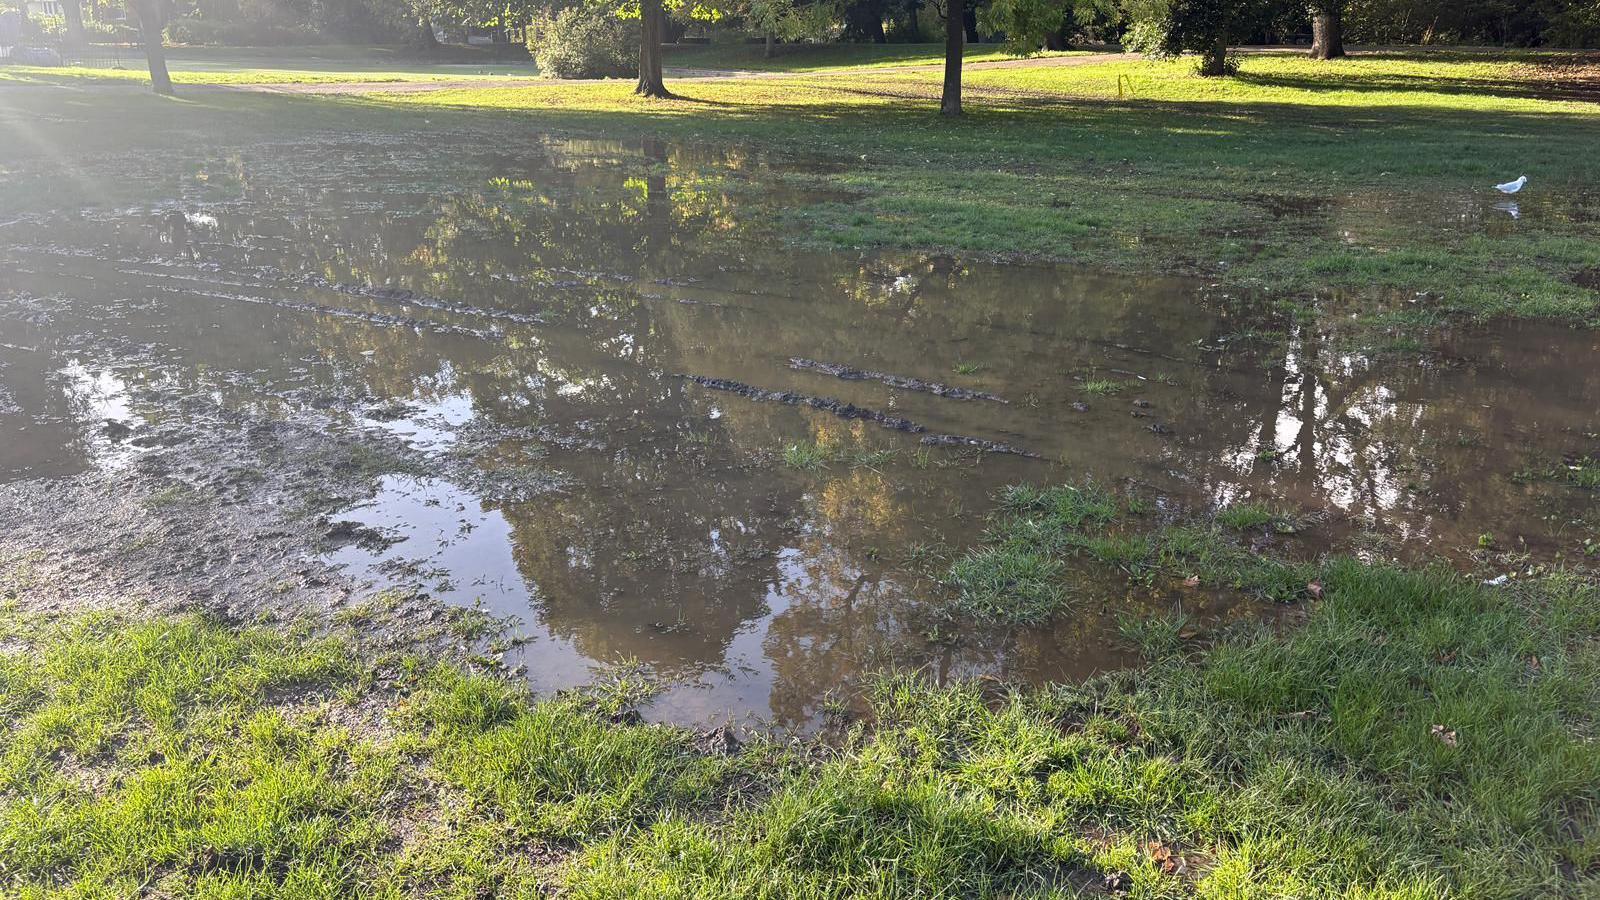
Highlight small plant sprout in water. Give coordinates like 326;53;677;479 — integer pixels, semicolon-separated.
585;656;661;718
952;362;985;376
1117;609;1195;659
782;440;831;471
1079;379;1125;396
1216;500;1305;534
848;447;895;471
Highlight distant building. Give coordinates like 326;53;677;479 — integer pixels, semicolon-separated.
24;1;65;18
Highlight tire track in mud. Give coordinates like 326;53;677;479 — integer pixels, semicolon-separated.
1;243;562;342
788;357;1008;403
679;374;1041;458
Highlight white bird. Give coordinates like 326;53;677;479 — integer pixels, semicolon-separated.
1495;175;1528;194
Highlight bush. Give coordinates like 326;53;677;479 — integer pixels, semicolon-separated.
165;17;324;46
1121;18;1170;56
531;5;636;79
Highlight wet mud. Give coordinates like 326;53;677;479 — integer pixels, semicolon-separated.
788;357;1009;403
2;130;1598;732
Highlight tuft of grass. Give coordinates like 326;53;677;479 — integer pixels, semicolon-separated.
1078;379;1125;396
1569;455;1600;489
947;545;1067;625
1214;501;1301;533
782;440;831;471
1117;609;1195;659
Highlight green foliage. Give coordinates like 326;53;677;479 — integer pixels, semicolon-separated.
1345;0;1600;46
978;0;1118;54
1157;0;1283;73
532;4;637;79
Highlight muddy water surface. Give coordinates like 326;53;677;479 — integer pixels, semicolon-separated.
2;132;1597;730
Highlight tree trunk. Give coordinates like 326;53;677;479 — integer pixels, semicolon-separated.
417;17;439;50
636;0;671;98
940;0;962;116
131;0;173;96
962;3;978;43
61;0;85;49
1199;32;1228;76
764;31;774;58
1309;5;1344;59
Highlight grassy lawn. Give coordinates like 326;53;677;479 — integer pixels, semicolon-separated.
663;41;1088;71
2;495;1596;898
0;43;539;85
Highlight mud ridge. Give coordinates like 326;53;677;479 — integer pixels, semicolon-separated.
679;374;1039;457
788;358;1008;404
175;287;505;342
6;244;547;330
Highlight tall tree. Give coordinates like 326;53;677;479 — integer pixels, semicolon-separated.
129;0;174;95
979;0;1115;53
61;0;85;48
941;0;963;115
636;0;671;96
1159;0;1282;76
1308;0;1344;56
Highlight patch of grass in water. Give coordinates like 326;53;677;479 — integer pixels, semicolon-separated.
1513;454;1600;490
781;440;831;471
1078;379;1125;396
947;545;1067;625
1214;501;1293;531
1116;608;1195;660
952;481;1313;620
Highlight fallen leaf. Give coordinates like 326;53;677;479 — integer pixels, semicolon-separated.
1306;580;1324;599
1144;841;1187;876
1528;655;1542;672
1183;575;1201;588
1430;724;1458;747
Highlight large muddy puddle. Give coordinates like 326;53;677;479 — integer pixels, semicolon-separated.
3;132;1597;730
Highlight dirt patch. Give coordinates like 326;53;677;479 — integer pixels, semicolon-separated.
1507;57;1600;101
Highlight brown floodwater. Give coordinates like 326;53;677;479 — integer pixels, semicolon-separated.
1;131;1597;730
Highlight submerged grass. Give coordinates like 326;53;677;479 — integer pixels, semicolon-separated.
949;481;1315;625
2;532;1599;897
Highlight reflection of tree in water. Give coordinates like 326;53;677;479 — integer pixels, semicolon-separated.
1182;319;1600;551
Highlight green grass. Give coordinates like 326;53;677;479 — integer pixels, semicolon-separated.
663;41;1086;73
1214;501;1299;531
0;42;540;85
4;550;1597;897
1078;379;1126;396
782;440;832;470
950;481;1314;622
